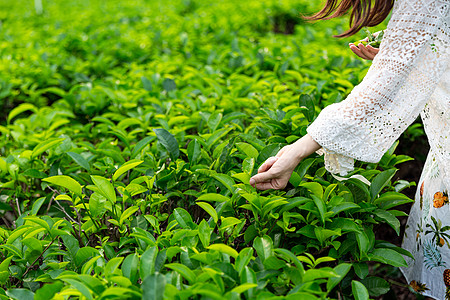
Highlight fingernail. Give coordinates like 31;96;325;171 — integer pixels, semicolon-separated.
249;178;255;186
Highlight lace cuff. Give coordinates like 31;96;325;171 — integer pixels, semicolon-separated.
315;148;355;176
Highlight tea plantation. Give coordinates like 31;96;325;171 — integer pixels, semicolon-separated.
0;0;418;299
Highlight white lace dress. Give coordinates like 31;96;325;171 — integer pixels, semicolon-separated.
306;0;450;298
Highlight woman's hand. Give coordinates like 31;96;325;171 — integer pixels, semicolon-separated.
249;146;296;190
349;31;382;60
249;135;321;190
349;43;379;60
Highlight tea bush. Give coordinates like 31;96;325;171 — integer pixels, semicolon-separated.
0;0;416;299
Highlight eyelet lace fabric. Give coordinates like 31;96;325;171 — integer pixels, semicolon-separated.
307;0;449;179
307;1;449;298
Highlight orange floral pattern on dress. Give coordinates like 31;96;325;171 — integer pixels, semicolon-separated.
433;192;448;208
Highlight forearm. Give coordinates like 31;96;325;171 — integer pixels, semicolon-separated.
283;134;321;165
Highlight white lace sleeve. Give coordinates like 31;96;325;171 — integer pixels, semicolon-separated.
307;0;450;176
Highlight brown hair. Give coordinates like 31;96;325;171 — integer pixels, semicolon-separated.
304;0;394;37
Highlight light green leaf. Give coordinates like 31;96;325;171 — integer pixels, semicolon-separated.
231;283;258;294
165;263;195;284
89;193;106;218
352;280;369;300
131;136;155;158
207;244;238;259
43;175;82;197
7;103;37;124
253;236;273;262
299;182;323;198
196;202;218;223
31;197;46;215
198;220;211;248
235;248;254;274
140;247;158;279
212;173;236;193
91;175;116;203
142;273;165;300
31;138;65;159
122;253;139;283
311;195;326;225
327;263;351;291
197;193;230;203
236;143;258;158
119;206;139;225
113;160;143;181
173;208;195;229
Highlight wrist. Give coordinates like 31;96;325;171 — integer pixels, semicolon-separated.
290;134;321;162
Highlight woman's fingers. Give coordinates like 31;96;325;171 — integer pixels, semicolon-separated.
258;157;278;173
254;181;276;191
357;43;376;60
349;43;370;60
250;171;274;187
349;43;378;60
366;45;379;57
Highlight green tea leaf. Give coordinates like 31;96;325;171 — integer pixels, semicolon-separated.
236;143;258;159
89;193;106;218
371;248;407;267
212;173;236;193
370;169;396;201
34;282;64;300
91;175;116;203
31;197;46;215
207;244;238;259
196;202;218;223
7;103;37;124
373;209;400;235
197;193;230;203
141;76;153;92
352;280;369;300
162;78;176;92
140;246;158;279
31;138;65;159
187;139;201;165
131;136;155;158
165;263;195;284
361;276;390;297
327;263;351;291
231;283;258;294
122;253;139;283
153;128;179;160
173;208;195;229
208;112;222;132
43;175;82;197
6;289;35;300
113;160;143;181
198;220;211;248
235;248;253;274
120;206;139;225
67;151;91;171
142;273;165;300
253;236;273;262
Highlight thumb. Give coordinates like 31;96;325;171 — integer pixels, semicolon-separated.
250;172;273;187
